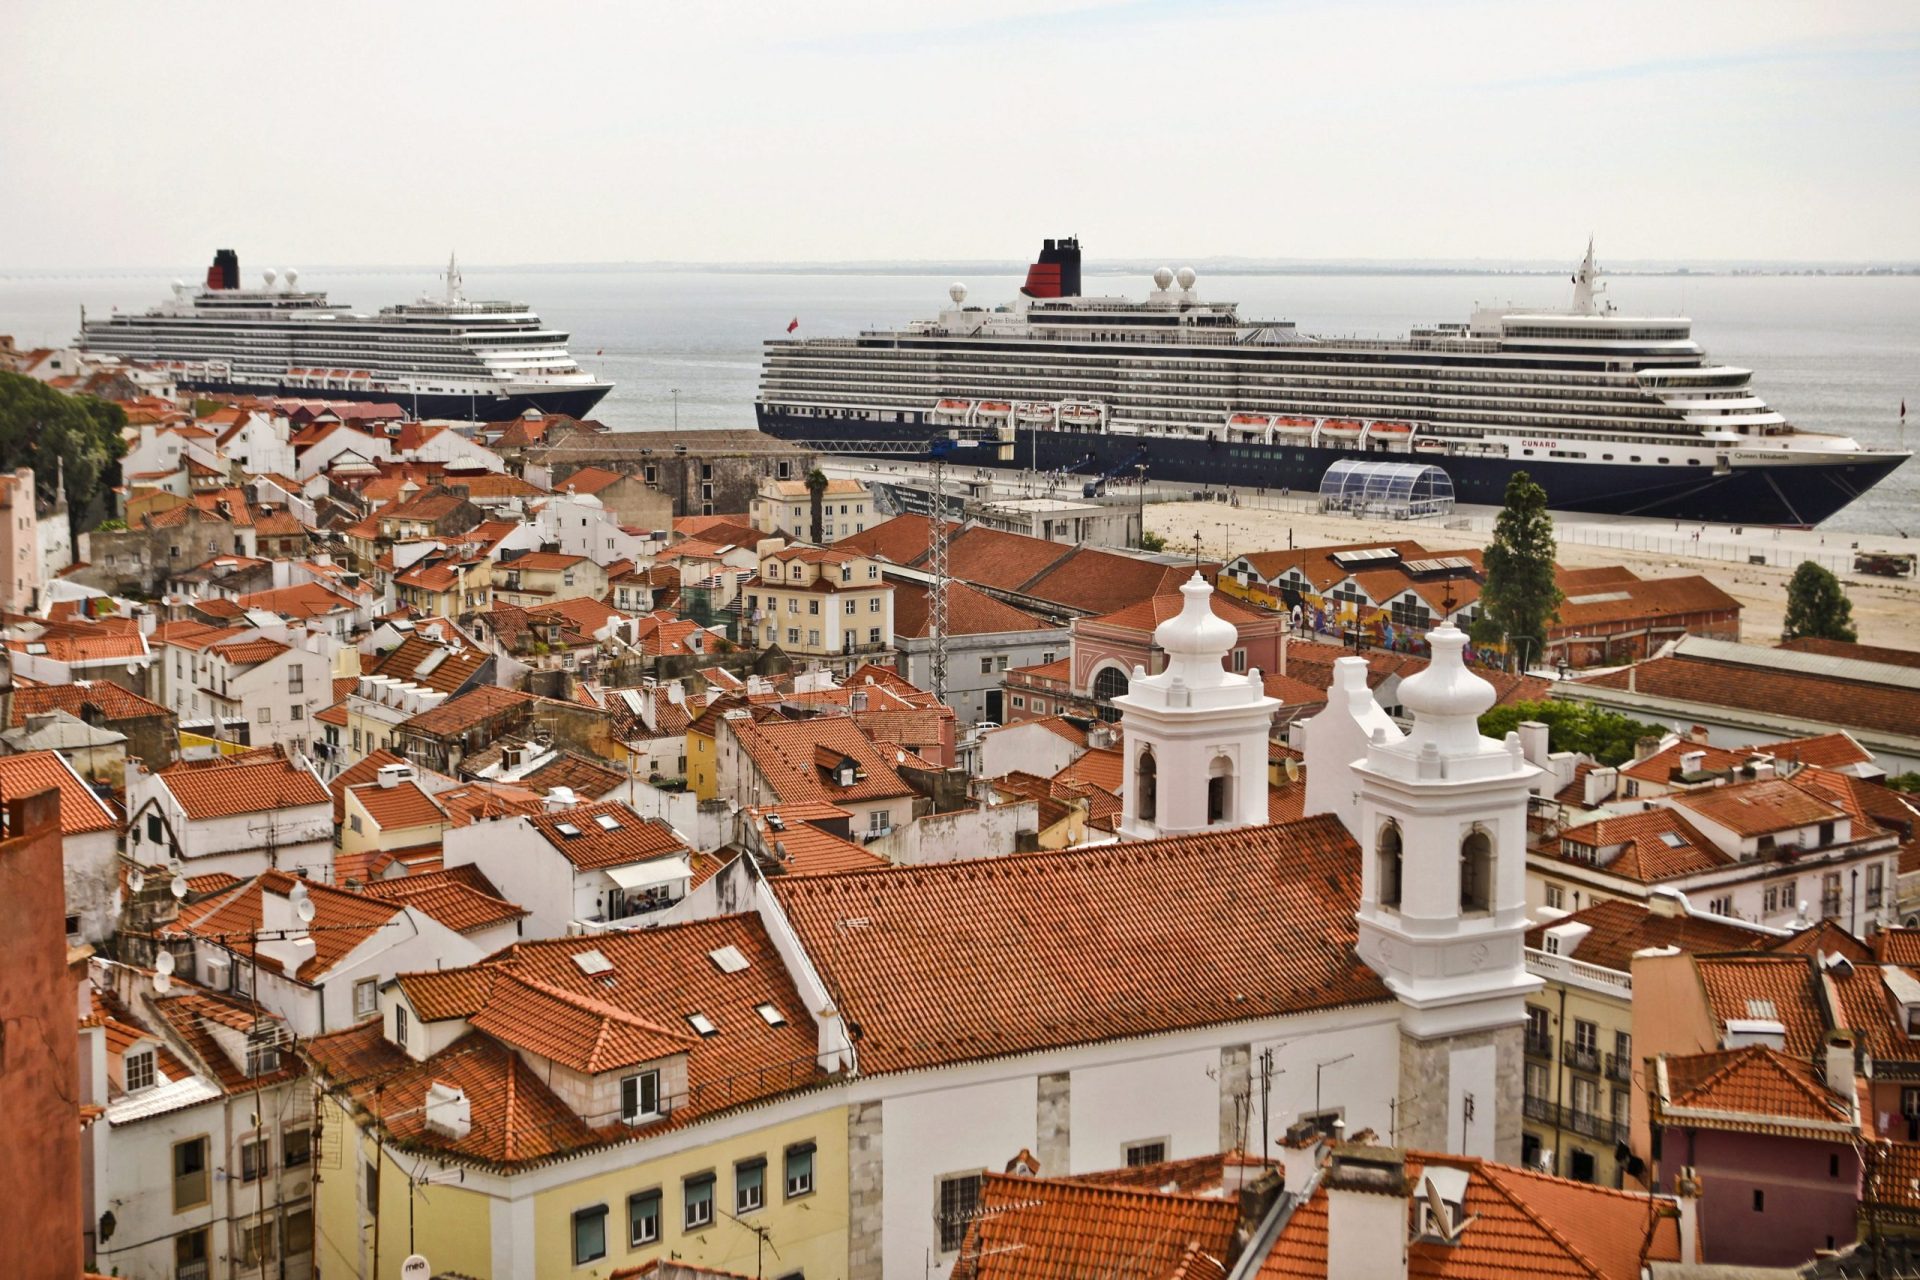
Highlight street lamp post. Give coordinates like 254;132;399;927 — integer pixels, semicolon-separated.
670;388;680;432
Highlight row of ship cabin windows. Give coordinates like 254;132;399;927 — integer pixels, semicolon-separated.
569;1142;816;1265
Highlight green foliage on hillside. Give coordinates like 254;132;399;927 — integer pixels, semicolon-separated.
1478;697;1664;767
0;370;128;532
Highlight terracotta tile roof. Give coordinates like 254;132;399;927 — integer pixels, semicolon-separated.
86;989;199;1101
1766;919;1874;963
1259;1150;1681;1280
165;872;402;982
1581;654;1920;740
1824;961;1920;1065
729;715;915;805
1555;760;1597;807
954;1171;1241;1280
399;684;538;738
1777;636;1920;669
310;1025;598;1166
150;620;247;652
1669;777;1846;838
1876;930;1920;967
1694;953;1826;1060
233;581;356;620
148;990;303;1094
1655;1044;1857;1139
7;629;149;663
207;637;290;666
368;634;488;694
1752;732;1875;772
772;815;1391;1074
520;752;626;800
557;465;624;495
359;868;526;935
0;750;117;833
328;749;410;821
1084;589;1271;636
747;805;889;876
1523;899;1764;973
469;972;695;1073
393;966;500;1021
1010;656;1073;684
1054;746;1123;795
1619;739;1753;786
435;780;546;826
157;756;329;820
1549;808;1730;882
529;595;625;636
891;578;1056;639
184;872;241;897
346;779;448;831
527;800;688;870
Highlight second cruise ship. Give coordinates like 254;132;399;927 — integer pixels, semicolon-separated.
756;238;1908;526
78;250;612;420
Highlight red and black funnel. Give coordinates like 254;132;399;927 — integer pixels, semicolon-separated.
1020;237;1081;299
205;249;240;290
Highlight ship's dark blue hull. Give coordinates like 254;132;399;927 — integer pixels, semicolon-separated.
755;408;1908;528
182;379;611;422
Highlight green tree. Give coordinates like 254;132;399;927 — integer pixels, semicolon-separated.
1137;529;1167;552
1885;772;1920;795
1479;697;1663;767
0;370;128;535
1470;470;1562;670
1782;560;1857;643
805;468;828;544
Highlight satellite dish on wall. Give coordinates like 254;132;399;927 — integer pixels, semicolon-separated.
290;882;317;924
128;867;146;894
170;874;190;900
155;949;175;977
152;971;172;995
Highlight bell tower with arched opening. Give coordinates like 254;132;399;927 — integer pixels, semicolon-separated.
1114;573;1277;840
1348;623;1541;1161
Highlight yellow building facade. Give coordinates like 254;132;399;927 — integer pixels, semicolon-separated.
1520;952;1636;1188
315;1090;850;1279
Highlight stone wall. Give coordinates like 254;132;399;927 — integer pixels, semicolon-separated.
1396;1023;1524;1162
534;430;818;518
1036;1072;1071;1175
1218;1043;1252;1151
846;1099;885;1280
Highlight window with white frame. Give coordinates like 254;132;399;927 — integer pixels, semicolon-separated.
1123;1138;1168;1166
353;978;378;1019
785;1143;815;1199
684;1173;715;1229
125;1048;156;1092
241;1136;269;1182
735;1157;766;1214
627;1188;662;1245
621;1070;662;1123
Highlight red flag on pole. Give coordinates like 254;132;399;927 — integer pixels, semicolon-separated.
787;318;799;334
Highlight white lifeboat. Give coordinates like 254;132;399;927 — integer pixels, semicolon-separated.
977;400;1013;419
1273;416;1316;438
1018;402;1056;424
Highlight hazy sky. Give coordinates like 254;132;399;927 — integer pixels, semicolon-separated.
4;1;1918;269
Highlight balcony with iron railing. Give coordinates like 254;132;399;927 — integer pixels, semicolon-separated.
1524;1028;1554;1059
1605;1053;1633;1084
1564;1039;1602;1075
1523;1095;1630;1146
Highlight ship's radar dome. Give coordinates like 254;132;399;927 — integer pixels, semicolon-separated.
1176;266;1197;290
263;268;278;287
171;278;185;291
285;268;300;288
1153;267;1175;290
949;282;967;304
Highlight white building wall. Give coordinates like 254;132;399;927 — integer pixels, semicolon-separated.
880;1075;1036;1279
1067;1047;1218;1171
978;721;1085;782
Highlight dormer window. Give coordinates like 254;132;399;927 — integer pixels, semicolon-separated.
125;1048;156;1092
840;566;853;583
621;1069;661;1123
246;1029;283;1078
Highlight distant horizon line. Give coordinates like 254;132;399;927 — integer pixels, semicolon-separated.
3;254;1919;280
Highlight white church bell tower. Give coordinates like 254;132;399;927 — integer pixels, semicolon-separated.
1114;572;1278;840
1336;623;1541;1160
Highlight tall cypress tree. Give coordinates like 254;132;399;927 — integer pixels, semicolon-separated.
1471;470;1563;670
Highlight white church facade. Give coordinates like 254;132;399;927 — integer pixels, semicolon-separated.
661;572;1538;1276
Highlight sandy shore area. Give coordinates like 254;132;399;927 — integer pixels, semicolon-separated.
1145;499;1920;650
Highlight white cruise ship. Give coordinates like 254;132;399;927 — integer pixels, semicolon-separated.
78;250;611;420
756;238;1908;526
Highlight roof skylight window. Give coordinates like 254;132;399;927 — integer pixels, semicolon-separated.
687;1012;718;1037
1746;998;1778;1019
708;945;750;973
555;822;583;838
595;814;622;831
755;1003;787;1027
571;948;613;976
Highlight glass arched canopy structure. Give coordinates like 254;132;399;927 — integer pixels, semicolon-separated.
1317;460;1455;520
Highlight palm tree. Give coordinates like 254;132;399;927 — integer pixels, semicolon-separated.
806;468;829;544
